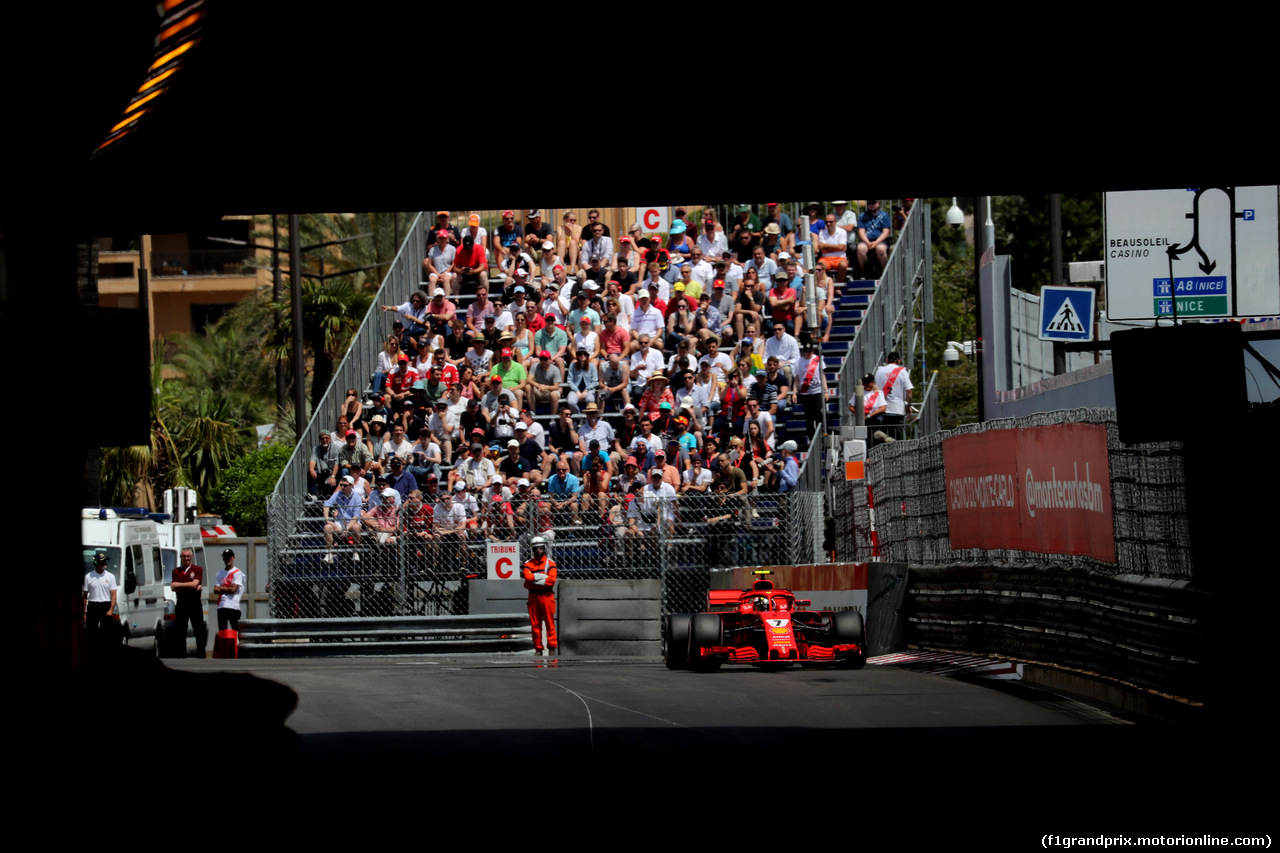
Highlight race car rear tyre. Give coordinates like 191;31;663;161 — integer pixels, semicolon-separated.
833;611;867;669
691;613;722;647
689;614;723;672
665;614;693;670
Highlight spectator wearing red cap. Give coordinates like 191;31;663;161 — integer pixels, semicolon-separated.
490;347;528;409
528;350;562;413
612;234;642;273
540;269;569;316
425;228;458;294
533;314;569;372
492;209;523;264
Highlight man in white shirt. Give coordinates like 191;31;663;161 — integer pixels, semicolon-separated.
685;248;715;292
630;292;664;342
381;424;415;466
833;199;860;261
697;337;734;385
763;322;802;384
214;549;246;634
696;219;728;263
628;335;664;398
83;552;118;645
874;350;914;436
816;212;850;283
628;468;677;536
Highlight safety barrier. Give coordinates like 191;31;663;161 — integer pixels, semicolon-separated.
266;490;825;619
834;407;1194;579
236;614;531;657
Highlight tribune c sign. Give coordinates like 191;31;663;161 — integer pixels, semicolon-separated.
637;206;669;233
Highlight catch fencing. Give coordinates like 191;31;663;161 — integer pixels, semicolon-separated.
266;490;824;619
833;407;1194;579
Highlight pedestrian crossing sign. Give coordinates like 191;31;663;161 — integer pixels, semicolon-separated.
1039;286;1095;342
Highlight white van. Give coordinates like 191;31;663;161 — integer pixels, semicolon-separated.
82;508;167;652
155;488;208;657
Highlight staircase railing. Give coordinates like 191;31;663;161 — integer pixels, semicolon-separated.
272;212;426;499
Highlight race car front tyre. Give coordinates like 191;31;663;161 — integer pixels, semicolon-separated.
665;613;693;670
833;611;867;669
832;611;864;643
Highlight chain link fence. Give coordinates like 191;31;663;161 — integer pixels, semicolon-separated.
267;489;825;619
834;408;1194;579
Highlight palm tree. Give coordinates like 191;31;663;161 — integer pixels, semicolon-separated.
269;274;375;415
172;389;251;498
167;295;277;426
258;212;394;415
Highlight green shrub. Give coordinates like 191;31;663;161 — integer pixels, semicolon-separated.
207;441;293;537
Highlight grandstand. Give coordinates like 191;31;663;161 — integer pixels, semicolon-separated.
268;204;935;618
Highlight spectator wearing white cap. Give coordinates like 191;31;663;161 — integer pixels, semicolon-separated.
499;441;533;488
630;292;664;343
778;440;800;493
539;240;562;283
323;476;364;562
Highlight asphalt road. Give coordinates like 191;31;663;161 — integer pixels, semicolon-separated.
171;654;1123;764
43;651;1258;843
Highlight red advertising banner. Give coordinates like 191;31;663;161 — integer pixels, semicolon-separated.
943;424;1114;563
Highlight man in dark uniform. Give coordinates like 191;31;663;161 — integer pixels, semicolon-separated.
169;547;207;658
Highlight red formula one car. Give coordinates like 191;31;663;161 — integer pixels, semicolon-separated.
664;574;867;671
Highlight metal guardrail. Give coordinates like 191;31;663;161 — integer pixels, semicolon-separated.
238;614;531;657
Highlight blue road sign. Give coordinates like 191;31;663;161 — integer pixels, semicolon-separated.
1039;286;1095;342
